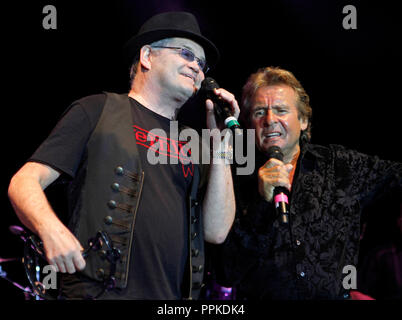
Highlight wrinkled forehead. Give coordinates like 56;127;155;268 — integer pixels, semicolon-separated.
251;85;298;108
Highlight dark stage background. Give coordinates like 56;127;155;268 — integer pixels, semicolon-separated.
1;0;401;300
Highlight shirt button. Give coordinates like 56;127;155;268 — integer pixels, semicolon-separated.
191;249;199;257
104;215;113;225
115;166;124;175
107;200;117;209
192;265;203;273
111;182;120;192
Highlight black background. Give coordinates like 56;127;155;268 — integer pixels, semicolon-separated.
1;0;401;301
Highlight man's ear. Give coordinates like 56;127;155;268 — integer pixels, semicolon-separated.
139;45;152;70
300;117;308;131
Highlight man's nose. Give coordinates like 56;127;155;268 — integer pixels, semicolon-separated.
188;60;201;73
264;109;277;126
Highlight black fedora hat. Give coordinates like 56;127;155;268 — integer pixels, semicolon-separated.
125;11;220;69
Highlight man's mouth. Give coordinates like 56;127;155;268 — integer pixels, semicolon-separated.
182;73;195;82
263;132;282;139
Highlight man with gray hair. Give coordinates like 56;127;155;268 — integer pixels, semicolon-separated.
8;12;238;299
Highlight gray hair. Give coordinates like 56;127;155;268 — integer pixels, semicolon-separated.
129;38;173;88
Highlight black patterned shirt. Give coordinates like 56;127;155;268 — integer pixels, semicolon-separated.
218;143;402;300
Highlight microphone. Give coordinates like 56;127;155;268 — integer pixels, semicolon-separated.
201;77;242;135
267;146;290;224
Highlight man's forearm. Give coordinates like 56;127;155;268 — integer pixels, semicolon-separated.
8;173;62;238
8;164;86;273
8;162;64;238
202;161;235;244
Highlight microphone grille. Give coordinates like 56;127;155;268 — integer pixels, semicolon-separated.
267;146;283;161
201;77;219;91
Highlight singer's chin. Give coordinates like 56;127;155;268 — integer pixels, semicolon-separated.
263;138;281;147
177;84;197;102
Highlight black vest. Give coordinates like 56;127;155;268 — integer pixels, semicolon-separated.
63;93;205;299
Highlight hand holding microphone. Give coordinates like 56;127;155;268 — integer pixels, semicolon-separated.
258;146;293;223
201;77;241;135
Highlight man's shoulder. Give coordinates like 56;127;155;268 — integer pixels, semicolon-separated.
304;143;332;159
72;93;107;109
305;143;359;160
63;93;110;127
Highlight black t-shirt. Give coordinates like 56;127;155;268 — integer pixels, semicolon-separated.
30;93;194;299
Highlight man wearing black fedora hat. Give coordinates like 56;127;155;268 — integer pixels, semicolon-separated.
8;11;238;299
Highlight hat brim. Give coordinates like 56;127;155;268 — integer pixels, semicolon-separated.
125;29;220;70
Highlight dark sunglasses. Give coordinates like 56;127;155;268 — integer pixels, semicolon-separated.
151;45;209;73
